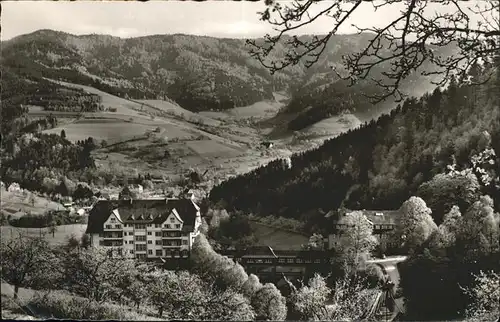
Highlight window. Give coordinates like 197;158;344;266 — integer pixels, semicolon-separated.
166;224;171;229
175;224;181;229
147;231;152;235
156;250;162;256
98;233;103;237
136;224;146;229
124;232;127;236
148;250;153;255
182;240;188;245
155;224;161;228
135;244;147;251
147;224;152;227
129;240;134;244
155;240;162;245
105;225;112;229
147;240;152;244
115;224;122;229
170;217;175;223
135;235;146;241
155;232;161;237
110;218;116;222
130;250;134;254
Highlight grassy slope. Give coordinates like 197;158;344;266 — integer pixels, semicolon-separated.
0;224;88;246
0;187;64;217
250;222;308;250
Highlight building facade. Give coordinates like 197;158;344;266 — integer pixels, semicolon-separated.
325;209;399;250
85;198;202;260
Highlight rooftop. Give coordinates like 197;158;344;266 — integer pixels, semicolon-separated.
85;198;199;234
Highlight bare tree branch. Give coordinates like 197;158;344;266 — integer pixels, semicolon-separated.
247;0;500;103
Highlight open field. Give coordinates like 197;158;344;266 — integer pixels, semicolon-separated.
186;140;244;159
33;81;362;186
0;224;88;246
301;113;362;139
46;79;147;117
137;99;221;127
251;222;309;250
1;188;64;217
43;119;153;143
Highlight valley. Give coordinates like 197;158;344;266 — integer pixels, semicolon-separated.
24;77;363;191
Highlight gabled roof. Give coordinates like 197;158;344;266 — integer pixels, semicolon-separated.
360;210;400;225
85;198;199;234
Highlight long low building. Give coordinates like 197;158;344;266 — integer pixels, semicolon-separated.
85;197;201;260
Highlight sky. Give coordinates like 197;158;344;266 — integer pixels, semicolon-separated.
2;0;492;41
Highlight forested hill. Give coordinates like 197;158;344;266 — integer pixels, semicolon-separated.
1;29;295;112
2;30;442;117
209;59;500;228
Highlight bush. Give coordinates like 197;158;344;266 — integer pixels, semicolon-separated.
26;291;162;320
8;210;85;228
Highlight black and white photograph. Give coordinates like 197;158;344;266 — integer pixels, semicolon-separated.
1;0;499;320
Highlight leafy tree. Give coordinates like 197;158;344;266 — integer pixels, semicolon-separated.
436;205;463;249
288;273;331;320
60;247;137;303
457;195;500;259
146;269;255;320
393;196;437;252
209;212;258;250
251;283;288;321
190;234;287;320
461;270;500;321
0;234;55;299
248;0;499;103
73;183;94;201
302;233;325;251
334;211;378;266
417;172;481;224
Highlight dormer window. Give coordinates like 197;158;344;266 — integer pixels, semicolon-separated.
110;218;116;222
170;217;175;223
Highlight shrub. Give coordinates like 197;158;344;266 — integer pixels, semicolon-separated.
26;291;162;321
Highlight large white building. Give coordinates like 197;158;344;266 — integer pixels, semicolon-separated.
85;198;202;260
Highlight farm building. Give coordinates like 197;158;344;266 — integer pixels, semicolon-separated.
324;209;400;250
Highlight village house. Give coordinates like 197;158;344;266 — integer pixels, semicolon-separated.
324;209;399;250
85;196;202;260
7;182;22;193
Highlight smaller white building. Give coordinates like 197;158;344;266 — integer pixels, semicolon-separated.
7;182;21;192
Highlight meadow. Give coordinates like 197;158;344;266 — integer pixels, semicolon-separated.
0;224;88;246
250;222;308;250
0;188;64;217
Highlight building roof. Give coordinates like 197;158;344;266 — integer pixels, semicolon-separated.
85;198;199;234
360;210;400;225
328;209;400;226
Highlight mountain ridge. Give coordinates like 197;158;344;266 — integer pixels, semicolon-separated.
2;29;447;125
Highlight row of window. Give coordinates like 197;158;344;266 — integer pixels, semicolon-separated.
243;258;322;264
105;224;122;229
123;240;187;246
106;223;182;230
374;224;394;230
127;249;189;257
